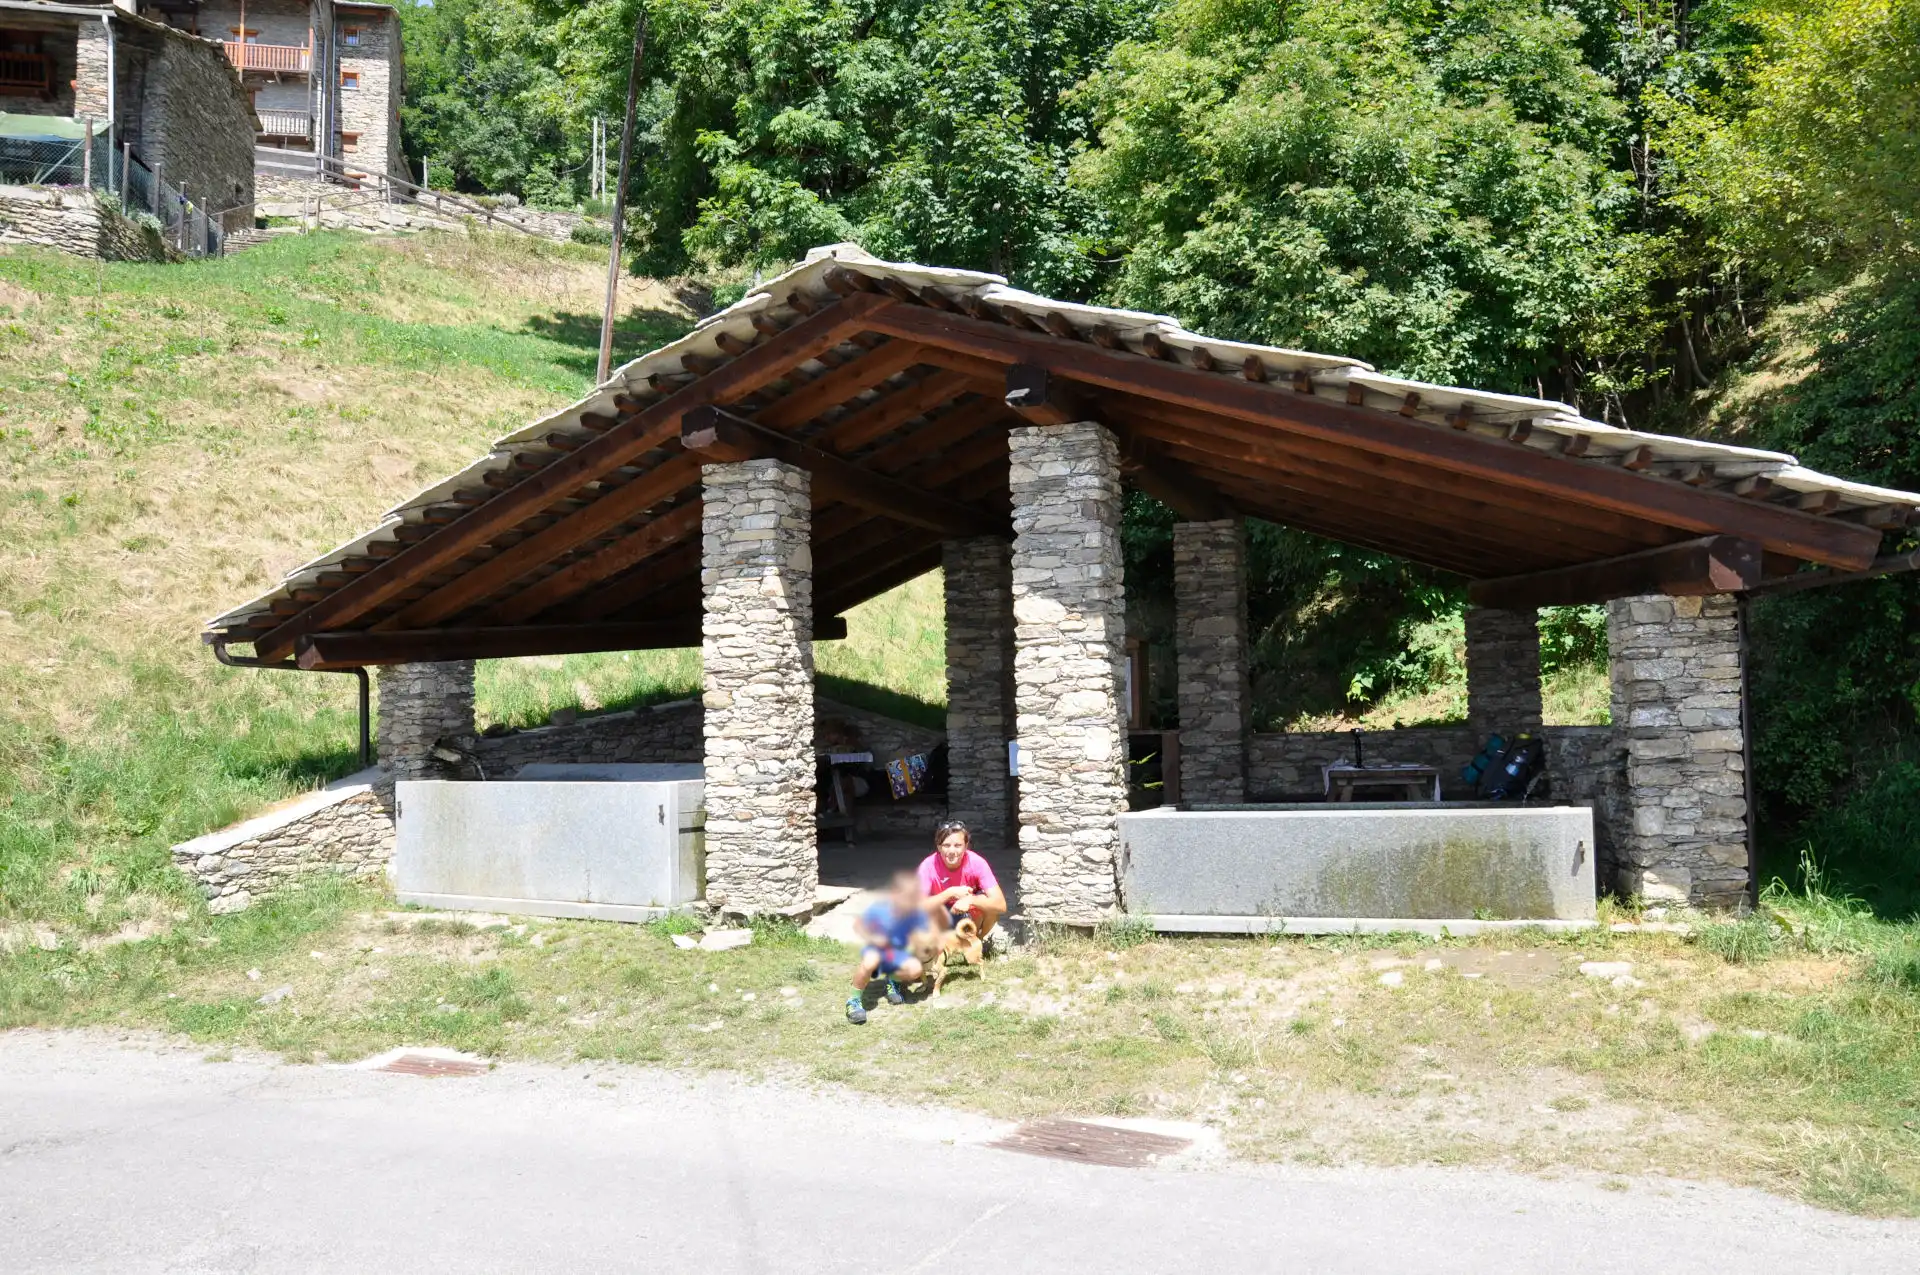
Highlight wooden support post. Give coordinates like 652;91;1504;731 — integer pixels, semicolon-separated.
80;117;92;189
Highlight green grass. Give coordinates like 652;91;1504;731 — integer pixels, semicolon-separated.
4;878;1916;1214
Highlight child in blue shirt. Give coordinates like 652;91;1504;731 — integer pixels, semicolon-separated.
846;869;930;1024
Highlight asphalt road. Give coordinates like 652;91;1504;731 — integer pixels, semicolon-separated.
2;1030;1914;1274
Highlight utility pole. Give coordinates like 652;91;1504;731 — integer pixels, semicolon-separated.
596;5;648;385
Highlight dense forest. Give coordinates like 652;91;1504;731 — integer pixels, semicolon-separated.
395;0;1920;909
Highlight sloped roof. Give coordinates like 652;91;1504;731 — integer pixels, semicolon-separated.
210;245;1916;668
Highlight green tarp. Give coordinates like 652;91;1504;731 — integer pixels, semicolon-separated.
0;112;88;142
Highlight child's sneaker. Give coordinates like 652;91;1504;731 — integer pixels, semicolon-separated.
845;995;867;1025
883;978;906;1005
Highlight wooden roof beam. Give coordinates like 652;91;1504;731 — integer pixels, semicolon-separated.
1468;536;1762;609
252;292;894;661
862;303;1880;570
682;406;1004;539
482;500;705;626
295;614;848;669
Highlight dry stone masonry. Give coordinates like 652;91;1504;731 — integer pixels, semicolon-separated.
0;190;169;261
1465;606;1544;736
376;661;475;781
701;459;818;916
943;536;1016;851
1173;519;1251;804
171;772;393;915
1009;421;1129;923
1607;593;1749;907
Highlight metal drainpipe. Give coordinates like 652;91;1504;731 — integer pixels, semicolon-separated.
210;639;372;768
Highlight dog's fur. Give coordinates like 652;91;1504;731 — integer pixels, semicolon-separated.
911;917;985;997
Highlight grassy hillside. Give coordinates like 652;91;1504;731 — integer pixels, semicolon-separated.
0;232;940;943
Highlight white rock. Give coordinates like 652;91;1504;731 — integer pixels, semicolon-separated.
1578;961;1635;981
256;985;292;1006
699;929;754;952
670;934;698;950
246;968;261;981
1424;959;1444;971
779;987;796;997
741;992;756;1002
1378;971;1404;987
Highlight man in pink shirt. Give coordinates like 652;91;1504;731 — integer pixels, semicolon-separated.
918;819;1006;941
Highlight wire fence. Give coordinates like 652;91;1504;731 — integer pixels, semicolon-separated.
0;126;224;257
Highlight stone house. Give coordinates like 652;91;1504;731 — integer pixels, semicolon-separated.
156;0;404;189
0;0;256;228
190;245;1920;924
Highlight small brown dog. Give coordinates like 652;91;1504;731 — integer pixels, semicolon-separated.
912;917;985;997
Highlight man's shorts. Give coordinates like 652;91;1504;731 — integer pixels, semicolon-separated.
863;944;914;975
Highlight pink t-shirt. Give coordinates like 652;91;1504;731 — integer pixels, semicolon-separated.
918;849;999;901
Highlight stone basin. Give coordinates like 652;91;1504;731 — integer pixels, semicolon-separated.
1118;802;1596;931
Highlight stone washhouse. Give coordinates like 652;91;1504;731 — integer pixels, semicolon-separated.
188;246;1920;923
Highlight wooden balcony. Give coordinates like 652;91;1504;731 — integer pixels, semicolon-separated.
0;50;54;98
256;109;313;140
224;42;310;75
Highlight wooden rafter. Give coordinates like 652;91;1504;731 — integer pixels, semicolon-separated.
681;406;1004;538
252;292;894;660
860;303;1882;570
483;499;705;625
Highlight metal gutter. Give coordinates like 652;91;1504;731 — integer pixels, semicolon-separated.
209;637;372;767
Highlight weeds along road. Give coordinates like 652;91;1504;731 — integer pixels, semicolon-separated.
2;1031;1914;1274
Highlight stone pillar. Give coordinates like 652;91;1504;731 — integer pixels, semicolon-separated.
1173;519;1250;804
943;536;1015;852
700;458;817;917
72;23;112;122
375;661;475;781
1607;594;1749;908
1009;421;1128;923
1465;606;1543;736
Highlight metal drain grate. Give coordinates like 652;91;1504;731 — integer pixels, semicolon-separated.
377;1053;489;1078
989;1119;1190;1168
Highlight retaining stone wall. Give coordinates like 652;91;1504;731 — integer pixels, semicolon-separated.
700;459;818;916
1009;421;1129;923
0;188;169;261
1608;593;1749;907
1466;606;1544;735
171;771;393;915
1173;519;1251;804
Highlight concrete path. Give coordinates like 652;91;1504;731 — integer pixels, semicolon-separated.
2;1030;1914;1274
